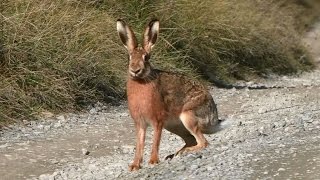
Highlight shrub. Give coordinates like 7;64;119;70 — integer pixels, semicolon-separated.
0;0;318;126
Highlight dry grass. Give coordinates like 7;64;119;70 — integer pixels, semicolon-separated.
1;0;127;125
0;0;319;126
155;0;316;82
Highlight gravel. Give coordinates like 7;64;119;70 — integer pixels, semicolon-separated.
0;69;319;180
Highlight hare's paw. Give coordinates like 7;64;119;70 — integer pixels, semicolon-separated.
149;157;159;165
129;163;141;171
184;143;208;153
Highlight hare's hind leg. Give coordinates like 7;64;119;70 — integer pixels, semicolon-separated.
165;134;197;160
178;111;209;153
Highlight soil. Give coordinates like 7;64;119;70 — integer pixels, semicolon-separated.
0;22;320;180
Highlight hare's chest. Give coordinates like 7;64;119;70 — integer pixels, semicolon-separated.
127;80;165;121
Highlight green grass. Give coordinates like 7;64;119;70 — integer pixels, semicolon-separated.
0;0;319;126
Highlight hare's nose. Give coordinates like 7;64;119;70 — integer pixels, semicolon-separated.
130;68;142;75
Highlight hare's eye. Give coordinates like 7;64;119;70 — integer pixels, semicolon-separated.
144;54;150;62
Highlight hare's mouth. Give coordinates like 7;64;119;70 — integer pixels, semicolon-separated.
129;68;151;79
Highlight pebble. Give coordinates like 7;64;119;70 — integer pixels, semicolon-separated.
39;174;53;180
89;108;97;114
82;148;90;155
176;165;187;171
258;108;266;114
49;159;59;164
53;121;62;128
38;124;44;130
0;143;9;149
190;164;200;170
278;168;286;172
56;115;65;122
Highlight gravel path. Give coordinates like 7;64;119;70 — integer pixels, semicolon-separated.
1;22;320;180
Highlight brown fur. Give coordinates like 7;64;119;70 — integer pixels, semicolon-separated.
117;19;219;171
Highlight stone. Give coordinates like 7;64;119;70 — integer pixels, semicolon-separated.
82;148;90;155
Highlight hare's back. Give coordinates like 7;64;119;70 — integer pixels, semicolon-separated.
158;71;210;110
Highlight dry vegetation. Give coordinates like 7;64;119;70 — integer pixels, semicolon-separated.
0;0;319;126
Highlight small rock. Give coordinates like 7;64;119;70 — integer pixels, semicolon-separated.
29;159;37;163
292;153;297;157
39;174;53;180
49;159;59;164
122;145;134;154
177;165;187;171
206;166;214;171
306;119;313;123
258;127;268;136
258;108;265;114
190;164;199;170
0;143;9;149
56;115;65;122
82;148;90;155
52;172;59;178
44;125;51;131
221;146;229;151
88;164;96;171
278;168;286;172
37;124;44;130
246;81;254;86
53;121;62;128
278;144;285;148
281;121;287;127
284;127;290;132
89;108;97;114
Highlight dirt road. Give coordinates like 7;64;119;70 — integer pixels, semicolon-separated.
0;23;319;180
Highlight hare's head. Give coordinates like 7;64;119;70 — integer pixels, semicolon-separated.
117;19;159;80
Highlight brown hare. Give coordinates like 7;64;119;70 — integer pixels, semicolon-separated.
116;19;220;171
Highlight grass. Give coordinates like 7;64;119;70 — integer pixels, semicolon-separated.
0;0;319;126
1;0;127;125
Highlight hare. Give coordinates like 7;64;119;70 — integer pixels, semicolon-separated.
117;19;220;171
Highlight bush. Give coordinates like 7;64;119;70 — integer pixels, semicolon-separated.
0;0;318;126
1;0;126;125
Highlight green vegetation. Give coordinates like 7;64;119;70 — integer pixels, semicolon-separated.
0;0;319;126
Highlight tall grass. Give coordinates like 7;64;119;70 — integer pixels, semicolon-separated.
156;0;316;82
1;0;127;125
0;0;319;126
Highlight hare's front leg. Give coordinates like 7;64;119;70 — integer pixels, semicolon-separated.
149;121;163;165
129;120;147;171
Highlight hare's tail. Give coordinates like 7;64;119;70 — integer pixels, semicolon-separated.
215;118;231;132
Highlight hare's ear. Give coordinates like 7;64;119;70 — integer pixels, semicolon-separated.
117;19;138;52
143;19;159;53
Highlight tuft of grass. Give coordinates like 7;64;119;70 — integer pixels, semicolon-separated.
153;0;316;82
0;0;319;126
1;0;126;126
